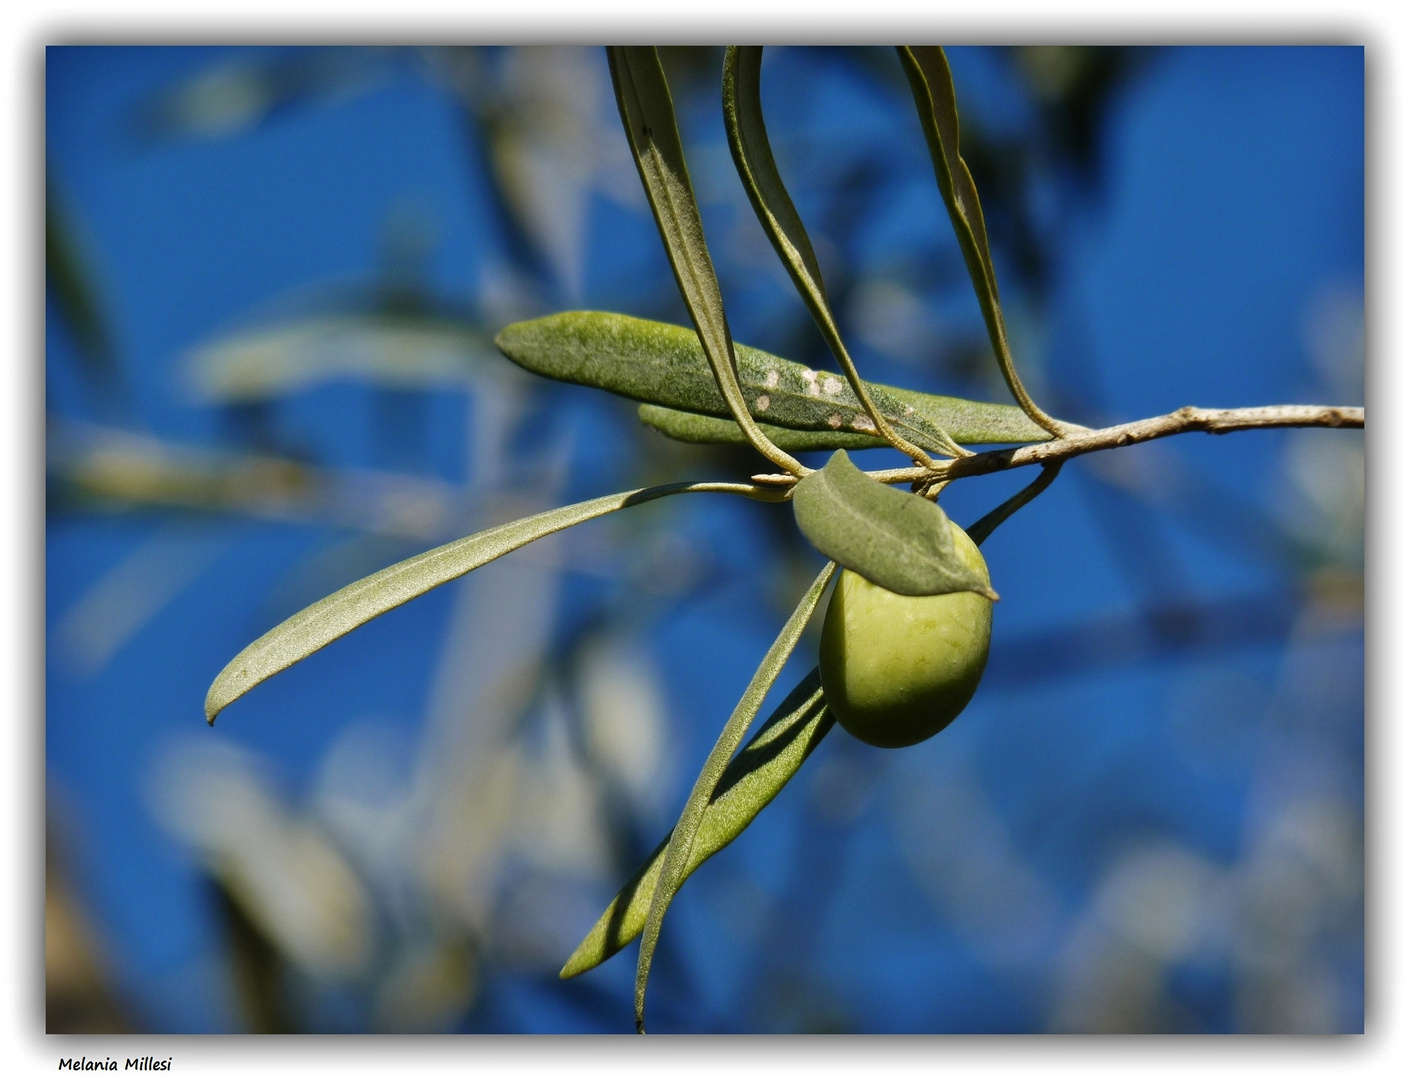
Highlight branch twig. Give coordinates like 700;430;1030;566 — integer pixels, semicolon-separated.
751;404;1364;489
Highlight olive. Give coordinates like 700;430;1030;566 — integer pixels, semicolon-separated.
818;521;993;748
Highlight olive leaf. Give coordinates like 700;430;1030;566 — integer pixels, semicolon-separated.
607;46;802;475
637;397;1048;450
639;403;890;452
723;46;956;460
793;450;997;599
561;668;832;980
496;312;1054;448
965;462;1063;546
204;480;784;725
896;46;1067;437
635;560;837;1033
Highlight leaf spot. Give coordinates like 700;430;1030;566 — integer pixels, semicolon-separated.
755;394;771;412
822;376;844;396
764;370;779;389
827;412;843;429
850;414;877;433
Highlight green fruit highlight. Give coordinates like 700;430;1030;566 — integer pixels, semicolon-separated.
818;521;993;748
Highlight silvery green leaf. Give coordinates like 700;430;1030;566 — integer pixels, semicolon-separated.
634;561;836;1033
607;47;800;473
793;450;997;599
560;668;832;980
496;312;1054;447
205;481;781;725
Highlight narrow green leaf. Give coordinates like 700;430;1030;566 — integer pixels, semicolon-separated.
496;312;1054;447
204;481;784;725
966;462;1063;546
723;46;957;461
639;403;889;451
560;669;832;980
607;46;802;475
793;450;997;599
635;561;837;1033
897;46;1067;437
897;46;999;306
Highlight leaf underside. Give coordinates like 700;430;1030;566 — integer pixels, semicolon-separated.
792;450;996;598
495;311;1055;447
561;669;832;979
634;560;836;1033
204;481;779;725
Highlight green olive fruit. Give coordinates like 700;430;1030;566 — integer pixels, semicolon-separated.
819;521;993;749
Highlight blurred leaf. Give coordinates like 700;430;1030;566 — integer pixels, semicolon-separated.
46;184;113;369
607;46;800;473
205;480;781;724
1012;46;1145;184
46;822;132;1034
372;935;478;1033
150;739;376;985
561;669;833;979
793;450;996;599
723;46;953;459
635;562;836;1032
47;420;462;541
55;525;234;678
209;872;294;1034
133;48;400;144
50;420;314;512
496;312;1054;446
480;47;601;301
186;313;497;404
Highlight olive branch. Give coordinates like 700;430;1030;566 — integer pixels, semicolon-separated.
203;46;1363;1034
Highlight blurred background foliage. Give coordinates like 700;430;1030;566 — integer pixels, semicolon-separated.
45;45;1363;1034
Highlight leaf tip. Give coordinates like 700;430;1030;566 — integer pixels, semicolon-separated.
204;662;246;725
204;686;224;726
490;324;515;358
558;945;593;981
